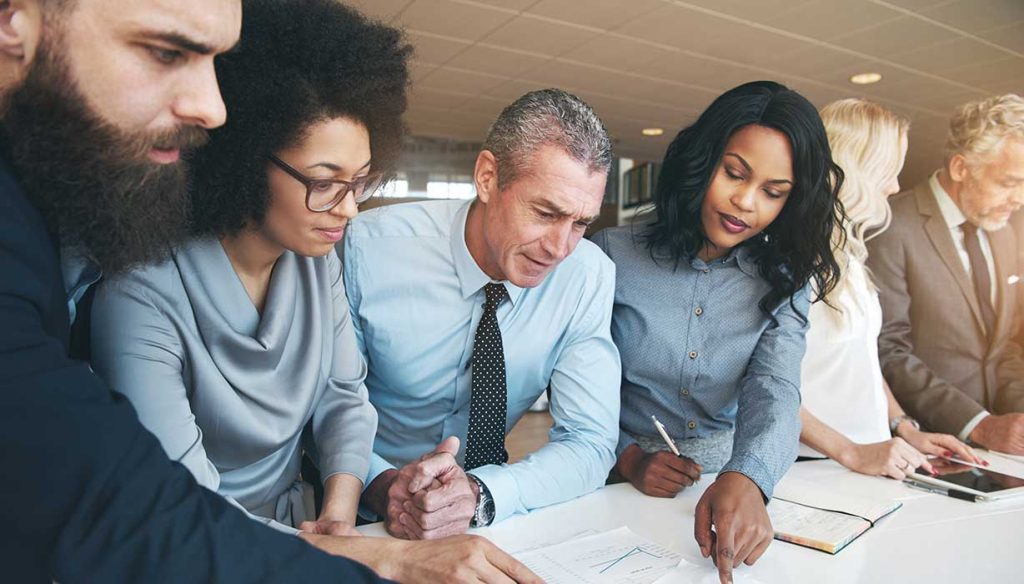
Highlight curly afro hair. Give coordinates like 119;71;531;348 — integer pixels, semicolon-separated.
189;0;411;236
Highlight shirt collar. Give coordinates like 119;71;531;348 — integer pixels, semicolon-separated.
929;171;967;229
734;245;759;277
689;244;759;278
60;245;102;325
449;199;524;306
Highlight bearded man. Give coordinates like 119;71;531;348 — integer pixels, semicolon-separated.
0;1;531;582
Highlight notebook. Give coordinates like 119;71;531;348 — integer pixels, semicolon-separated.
767;477;901;554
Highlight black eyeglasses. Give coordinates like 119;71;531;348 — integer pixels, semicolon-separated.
268;154;383;212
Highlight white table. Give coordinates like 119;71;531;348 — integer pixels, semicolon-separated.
359;460;1024;583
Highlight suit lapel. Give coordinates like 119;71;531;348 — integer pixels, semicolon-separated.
916;184;987;335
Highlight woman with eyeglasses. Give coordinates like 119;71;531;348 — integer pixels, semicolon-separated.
89;0;409;537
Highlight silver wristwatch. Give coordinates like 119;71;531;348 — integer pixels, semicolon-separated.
889;414;920;436
467;473;495;528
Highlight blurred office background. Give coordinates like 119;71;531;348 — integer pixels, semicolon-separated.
344;0;1023;233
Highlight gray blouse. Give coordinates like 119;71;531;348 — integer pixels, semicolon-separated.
90;238;376;534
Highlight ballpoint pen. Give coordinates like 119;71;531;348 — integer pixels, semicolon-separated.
651;414;681;456
903;479;980;502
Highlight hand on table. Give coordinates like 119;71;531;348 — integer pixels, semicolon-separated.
842;438;932;480
364;436;477;540
969;413;1024;455
386;535;541;584
616;443;703;498
898;427;985;466
693;471;772;584
300;532;542;584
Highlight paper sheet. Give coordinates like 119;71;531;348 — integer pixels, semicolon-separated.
652;558;769;584
515;527;681;584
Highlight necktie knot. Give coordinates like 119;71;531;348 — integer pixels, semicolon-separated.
483;282;506;310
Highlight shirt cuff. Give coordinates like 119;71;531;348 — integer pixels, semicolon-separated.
225;495;301;535
465;464;517;524
269;521;302;536
319;454;369;489
959;411;990;442
719;452;775;500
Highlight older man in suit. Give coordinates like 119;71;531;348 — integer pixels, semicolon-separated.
868;94;1024;456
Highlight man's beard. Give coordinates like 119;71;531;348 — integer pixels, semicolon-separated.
961;175;1014;233
1;37;208;275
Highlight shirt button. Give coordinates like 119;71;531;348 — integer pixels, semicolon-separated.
681;388;690;396
694;307;703;316
688;420;697;430
689;351;698;359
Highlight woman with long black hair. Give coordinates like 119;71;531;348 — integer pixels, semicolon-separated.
593;80;845;579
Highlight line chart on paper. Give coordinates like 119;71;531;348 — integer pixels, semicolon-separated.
515;527;682;584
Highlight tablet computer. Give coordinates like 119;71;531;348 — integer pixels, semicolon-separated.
908;459;1024;501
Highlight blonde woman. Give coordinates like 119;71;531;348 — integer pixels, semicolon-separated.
798;99;983;478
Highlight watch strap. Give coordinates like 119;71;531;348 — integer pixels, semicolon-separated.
890;414;920;436
467;473;494;527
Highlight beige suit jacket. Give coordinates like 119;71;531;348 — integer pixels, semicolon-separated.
866;179;1024;435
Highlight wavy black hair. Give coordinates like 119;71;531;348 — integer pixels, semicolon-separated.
643;80;845;321
188;0;411;236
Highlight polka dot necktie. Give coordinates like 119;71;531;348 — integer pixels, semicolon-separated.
464;282;509;471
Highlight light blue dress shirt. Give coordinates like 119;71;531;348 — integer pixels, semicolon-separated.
593;225;806;498
343;199;620;523
60;247;100;325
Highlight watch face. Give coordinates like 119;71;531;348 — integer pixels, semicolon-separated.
479;497;495;526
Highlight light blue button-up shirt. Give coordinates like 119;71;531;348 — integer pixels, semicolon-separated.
593;225;806;498
343;199;620;523
60;247;101;326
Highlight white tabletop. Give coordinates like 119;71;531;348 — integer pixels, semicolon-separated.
359;459;1024;582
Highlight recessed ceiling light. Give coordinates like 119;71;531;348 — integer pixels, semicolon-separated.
850;72;882;85
642;128;664;136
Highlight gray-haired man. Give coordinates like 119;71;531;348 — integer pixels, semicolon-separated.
345;89;621;538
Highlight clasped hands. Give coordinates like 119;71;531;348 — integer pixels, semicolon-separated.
367;436;480;540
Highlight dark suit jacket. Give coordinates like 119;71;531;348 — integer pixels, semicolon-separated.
0;156;385;582
867;178;1024;435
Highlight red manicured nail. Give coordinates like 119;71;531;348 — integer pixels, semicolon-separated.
983;460;990;466
943;451;952;457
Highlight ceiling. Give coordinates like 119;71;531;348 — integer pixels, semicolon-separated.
344;0;1024;187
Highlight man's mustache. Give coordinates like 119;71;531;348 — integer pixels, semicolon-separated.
140;125;210;157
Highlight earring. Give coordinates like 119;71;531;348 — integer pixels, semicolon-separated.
762;231;771;245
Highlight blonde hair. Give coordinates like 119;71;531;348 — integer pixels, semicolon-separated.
945;94;1024;168
819;99;909;322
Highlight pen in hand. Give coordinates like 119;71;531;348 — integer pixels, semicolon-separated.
651;414;682;456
